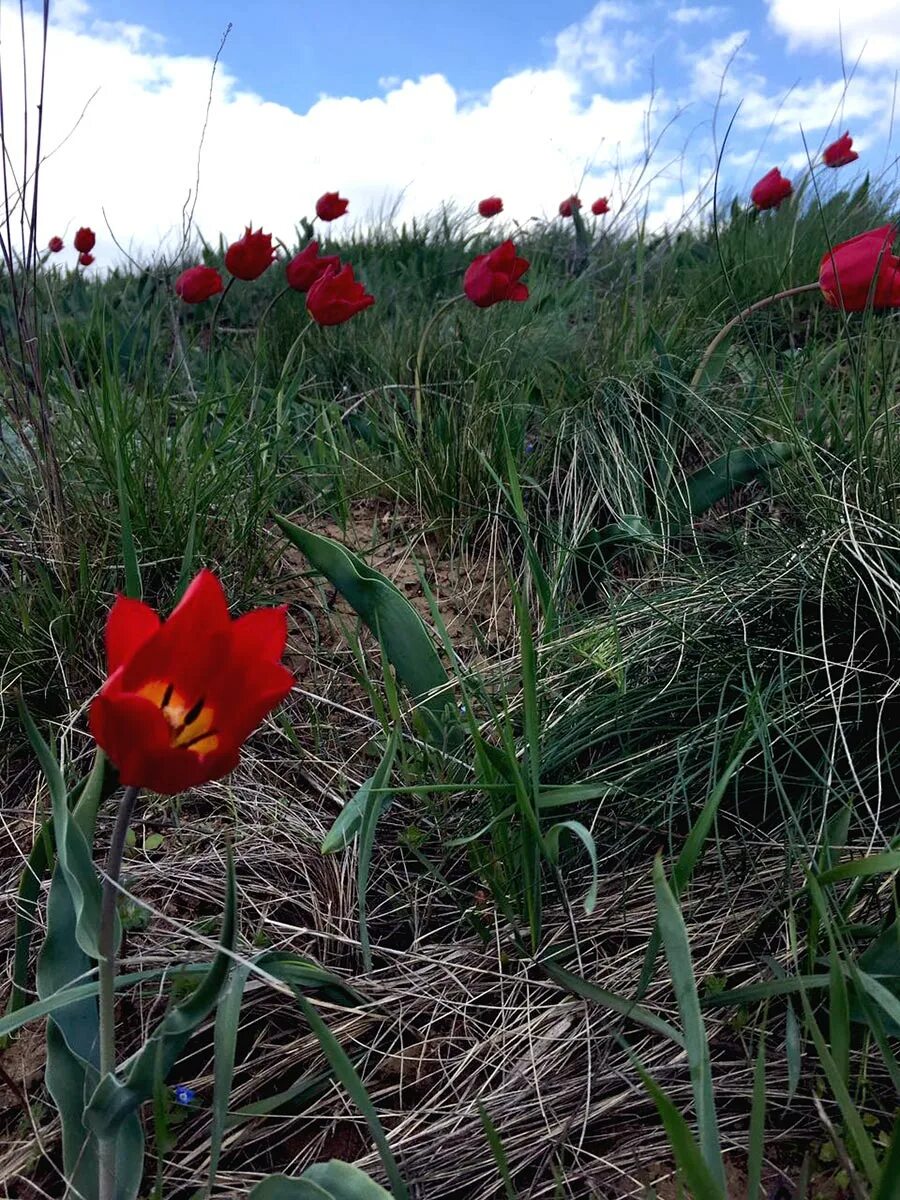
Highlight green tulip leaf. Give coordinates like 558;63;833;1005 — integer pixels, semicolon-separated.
85;847;237;1138
248;1161;393;1199
275;516;453;735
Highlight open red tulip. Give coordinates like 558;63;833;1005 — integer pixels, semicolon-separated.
90;570;293;794
819;225;900;312
591;197;610;216
463;239;529;308
78;252;95;267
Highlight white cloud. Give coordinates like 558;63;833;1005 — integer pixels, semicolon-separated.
671;5;727;24
553;2;646;86
766;0;900;67
3;2;662;263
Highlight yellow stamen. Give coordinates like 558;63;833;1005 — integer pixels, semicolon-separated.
137;681;220;756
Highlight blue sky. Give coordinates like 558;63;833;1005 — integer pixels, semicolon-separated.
12;1;900;257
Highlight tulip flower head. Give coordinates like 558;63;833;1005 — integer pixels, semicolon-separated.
463;239;529;308
315;192;349;222
819;225;900;312
48;236;64;253
750;168;793;211
74;226;96;253
823;131;858;169
90;569;294;795
478;196;503;218
175;265;224;304
78;252;94;267
306;263;375;326
225;226;276;281
559;196;582;218
591;197;610;216
285;241;341;292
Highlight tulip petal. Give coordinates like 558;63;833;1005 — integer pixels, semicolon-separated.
231;606;288;659
119;569;231;694
106;596;161;673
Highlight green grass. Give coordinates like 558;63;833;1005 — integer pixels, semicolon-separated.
3;183;900;1197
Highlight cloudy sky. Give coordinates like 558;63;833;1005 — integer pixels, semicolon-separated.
6;0;900;262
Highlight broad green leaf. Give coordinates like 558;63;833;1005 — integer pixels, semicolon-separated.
817;850;900;886
19;699;107;960
275;516;452;739
681;443;793;519
653;855;725;1194
85;848;237;1137
299;997;408;1200
322;776;377;855
636;1064;726;1200
206;960;252;1197
248;1161;393;1199
872;1118;900;1200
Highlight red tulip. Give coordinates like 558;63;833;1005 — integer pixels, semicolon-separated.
90;570;293;795
74;226;96;253
285;241;341;292
591;197;610;216
175;265;224;304
823;131;858;169
559;195;582;218
478;196;503;218
306;263;374;326
750;168;793;211
463;239;529;308
78;252;94;267
225;226;276;281
48;236;64;253
315;192;349;222
819;225;900;312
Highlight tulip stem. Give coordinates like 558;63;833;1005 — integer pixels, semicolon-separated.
691;281;819;389
97;783;140;1200
413;293;465;445
206;276;235;372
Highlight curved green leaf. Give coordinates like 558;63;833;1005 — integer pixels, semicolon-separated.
545;820;598;914
275;516;452;733
249;1161;393;1199
681;443;793;518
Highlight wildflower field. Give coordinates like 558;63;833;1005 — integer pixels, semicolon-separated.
2;50;900;1200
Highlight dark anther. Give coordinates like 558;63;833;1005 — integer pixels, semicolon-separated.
161;683;174;709
182;695;205;726
183;729;217;750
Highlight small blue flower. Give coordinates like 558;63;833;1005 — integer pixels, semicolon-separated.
525;440;535;455
173;1085;196;1106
